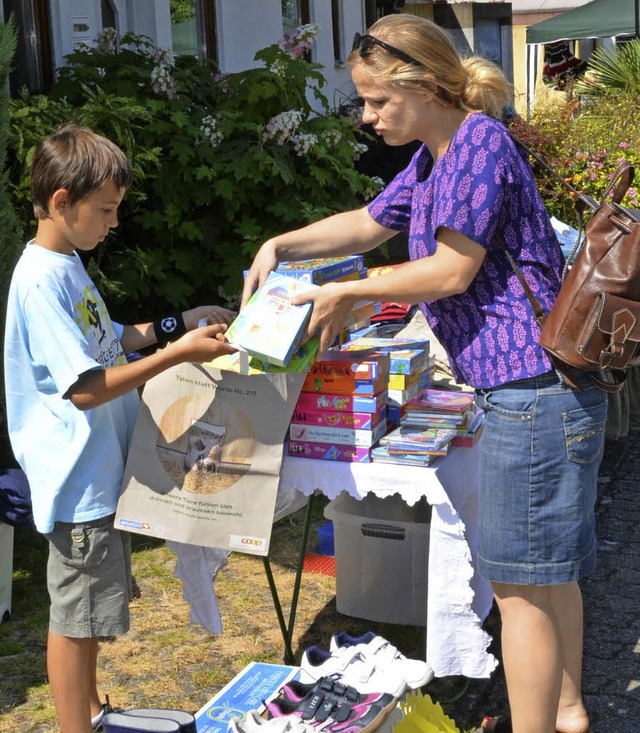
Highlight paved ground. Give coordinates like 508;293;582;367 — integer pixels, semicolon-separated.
430;429;640;732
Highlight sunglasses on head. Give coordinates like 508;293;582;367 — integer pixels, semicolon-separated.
352;32;422;67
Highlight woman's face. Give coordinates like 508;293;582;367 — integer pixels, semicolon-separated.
352;63;430;146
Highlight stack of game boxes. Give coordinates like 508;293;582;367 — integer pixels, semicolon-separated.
287;350;390;463
340;333;431;428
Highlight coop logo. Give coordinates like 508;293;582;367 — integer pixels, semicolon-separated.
229;534;266;551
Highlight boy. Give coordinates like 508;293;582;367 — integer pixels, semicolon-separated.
3;124;237;733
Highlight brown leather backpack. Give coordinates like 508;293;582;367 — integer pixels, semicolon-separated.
502;151;639;393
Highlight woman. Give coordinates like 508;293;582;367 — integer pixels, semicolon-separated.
242;14;603;733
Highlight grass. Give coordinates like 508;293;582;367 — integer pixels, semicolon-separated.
1;495;459;733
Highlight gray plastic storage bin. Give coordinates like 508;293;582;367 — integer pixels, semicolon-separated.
324;492;431;626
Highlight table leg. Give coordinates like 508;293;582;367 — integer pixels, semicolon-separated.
262;493;315;665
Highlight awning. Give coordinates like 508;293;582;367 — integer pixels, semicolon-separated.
527;0;640;44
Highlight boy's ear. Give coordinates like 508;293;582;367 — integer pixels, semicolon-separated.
50;189;70;213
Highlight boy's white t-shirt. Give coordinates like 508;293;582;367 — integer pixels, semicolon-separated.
4;241;140;533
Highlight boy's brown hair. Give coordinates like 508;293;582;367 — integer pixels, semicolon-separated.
31;124;132;220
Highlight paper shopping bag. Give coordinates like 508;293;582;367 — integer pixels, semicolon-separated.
115;362;306;555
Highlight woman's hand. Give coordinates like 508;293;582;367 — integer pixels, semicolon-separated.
240;239;279;310
293;282;358;353
183;305;236;329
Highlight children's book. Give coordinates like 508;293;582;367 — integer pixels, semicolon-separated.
379;425;457;453
225;272;318;367
406;388;475;413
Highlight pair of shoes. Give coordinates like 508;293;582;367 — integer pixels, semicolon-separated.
266;675;396;733
299;645;406;699
228;709;315;733
102;709;196;733
330;631;434;690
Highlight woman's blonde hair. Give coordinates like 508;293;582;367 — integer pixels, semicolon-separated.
349;14;512;119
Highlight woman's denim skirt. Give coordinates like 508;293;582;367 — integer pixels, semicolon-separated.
475;370;607;586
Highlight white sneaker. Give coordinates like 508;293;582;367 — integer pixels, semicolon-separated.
299;645;407;699
329;632;434;690
227;710;315;733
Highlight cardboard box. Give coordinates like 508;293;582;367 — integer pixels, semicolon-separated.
275;255;366;285
303;352;390;396
290;406;386;430
195;662;299;733
287;440;372;462
294;390;387;414
288;419;387;447
225;272;318;366
306;350;389;381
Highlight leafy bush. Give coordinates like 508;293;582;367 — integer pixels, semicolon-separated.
7;30;379;321
509;82;640;225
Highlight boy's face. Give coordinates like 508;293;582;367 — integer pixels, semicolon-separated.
44;181;126;255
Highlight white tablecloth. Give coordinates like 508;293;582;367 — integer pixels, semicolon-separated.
278;447;497;679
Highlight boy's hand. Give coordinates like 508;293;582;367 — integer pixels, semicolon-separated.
171;324;237;362
183;305;236;330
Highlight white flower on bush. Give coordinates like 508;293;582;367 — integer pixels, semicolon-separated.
291;133;318;156
268;58;288;77
350;141;369;159
201;115;224;147
322;129;342;147
151;54;178;99
363;176;385;201
262;109;304;144
95;27;117;55
280;23;320;59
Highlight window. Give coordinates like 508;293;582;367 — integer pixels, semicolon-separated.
170;0;217;61
282;0;310;36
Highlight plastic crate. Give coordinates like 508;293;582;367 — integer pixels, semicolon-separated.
324;492;430;626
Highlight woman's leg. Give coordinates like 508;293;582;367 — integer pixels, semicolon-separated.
493;582;562;733
492;581;590;733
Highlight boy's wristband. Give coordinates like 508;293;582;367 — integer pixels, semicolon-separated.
153;313;187;345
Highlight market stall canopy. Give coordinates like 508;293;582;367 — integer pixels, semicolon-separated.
527;0;639;44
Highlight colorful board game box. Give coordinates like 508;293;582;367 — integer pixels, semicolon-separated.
275;255;366;285
407;388;475;413
195;662;299;733
287;440;372;462
290;406;386;430
388;370;423;390
288;419;387;447
307;350;390;381
225;272;318;367
294;390;387;414
303;372;389;396
342;341;430;374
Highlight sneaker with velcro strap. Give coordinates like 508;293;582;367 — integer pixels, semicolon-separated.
329;631;434;690
266;675;397;733
299;645;407;699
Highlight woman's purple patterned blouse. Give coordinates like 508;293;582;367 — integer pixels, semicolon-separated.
368;113;564;388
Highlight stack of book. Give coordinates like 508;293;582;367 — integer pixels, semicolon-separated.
371;424;457;466
287;351;390;463
371;388;478;466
